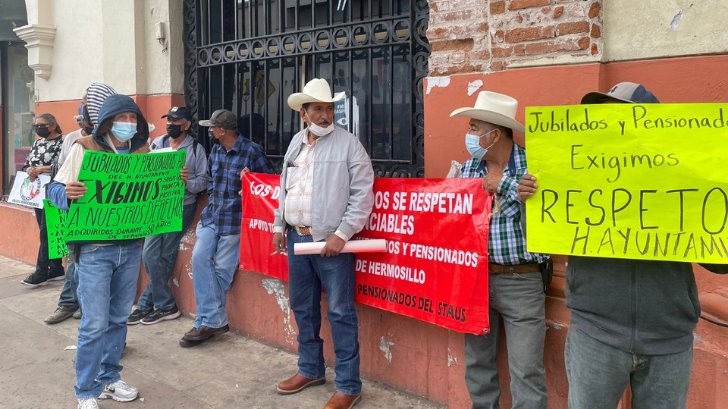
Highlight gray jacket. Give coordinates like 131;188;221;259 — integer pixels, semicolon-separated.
274;127;374;242
150;134;209;206
567;257;728;355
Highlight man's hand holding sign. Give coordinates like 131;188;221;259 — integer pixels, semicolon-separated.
65;181;88;200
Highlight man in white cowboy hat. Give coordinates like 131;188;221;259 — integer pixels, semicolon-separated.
451;90;549;409
272;78;374;409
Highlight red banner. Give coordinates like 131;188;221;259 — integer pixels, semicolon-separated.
240;173;289;281
240;173;491;334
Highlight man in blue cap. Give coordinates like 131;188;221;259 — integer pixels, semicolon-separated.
128;106;209;325
518;82;728;409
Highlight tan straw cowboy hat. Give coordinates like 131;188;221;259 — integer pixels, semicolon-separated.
450;91;525;133
287;78;346;111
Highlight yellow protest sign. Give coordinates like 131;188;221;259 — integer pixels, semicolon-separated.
524;103;728;263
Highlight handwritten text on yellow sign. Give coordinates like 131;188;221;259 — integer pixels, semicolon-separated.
525;103;728;263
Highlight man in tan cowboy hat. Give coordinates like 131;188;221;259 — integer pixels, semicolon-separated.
451;91;549;409
272;78;374;409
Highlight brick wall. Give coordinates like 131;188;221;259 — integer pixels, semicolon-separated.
427;0;603;75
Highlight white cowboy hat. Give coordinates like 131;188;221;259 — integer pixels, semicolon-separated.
287;78;346;111
450;91;525;133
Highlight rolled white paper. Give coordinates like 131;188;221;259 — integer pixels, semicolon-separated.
294;239;387;255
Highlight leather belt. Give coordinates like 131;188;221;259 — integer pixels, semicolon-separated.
488;262;540;274
293;226;312;236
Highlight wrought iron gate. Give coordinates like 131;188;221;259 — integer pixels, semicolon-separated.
183;0;429;177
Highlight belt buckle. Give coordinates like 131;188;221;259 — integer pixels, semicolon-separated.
295;226;311;236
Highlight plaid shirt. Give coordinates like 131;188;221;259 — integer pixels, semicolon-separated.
460;143;547;265
201;135;274;235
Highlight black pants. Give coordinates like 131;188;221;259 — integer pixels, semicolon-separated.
34;207;64;276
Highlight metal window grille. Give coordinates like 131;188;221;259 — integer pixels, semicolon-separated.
183;0;429;176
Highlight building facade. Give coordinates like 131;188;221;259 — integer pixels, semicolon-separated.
1;1;727;408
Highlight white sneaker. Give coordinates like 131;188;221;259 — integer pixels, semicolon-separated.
77;398;99;409
98;379;139;402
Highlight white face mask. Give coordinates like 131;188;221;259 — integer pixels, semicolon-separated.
308;123;335;137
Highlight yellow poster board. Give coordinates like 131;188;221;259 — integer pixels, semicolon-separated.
525;103;728;263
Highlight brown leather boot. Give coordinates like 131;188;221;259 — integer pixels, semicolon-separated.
324;392;361;409
276;373;326;395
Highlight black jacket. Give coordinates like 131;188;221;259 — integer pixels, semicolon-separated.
567;257;727;355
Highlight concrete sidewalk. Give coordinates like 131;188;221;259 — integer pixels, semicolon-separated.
0;255;443;409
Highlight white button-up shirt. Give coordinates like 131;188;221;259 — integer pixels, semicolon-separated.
284;139;315;228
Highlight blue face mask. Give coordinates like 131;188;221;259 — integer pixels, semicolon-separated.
465;132;495;159
111;121;138;142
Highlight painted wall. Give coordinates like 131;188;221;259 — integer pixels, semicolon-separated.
30;0;102;101
427;0;728;72
138;0;185;95
427;0;602;75
603;0;728;61
165;0;186;95
29;0;183;102
14;0;185;163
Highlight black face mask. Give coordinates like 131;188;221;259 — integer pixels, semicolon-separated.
167;124;183;139
83;126;94;136
35;126;51;138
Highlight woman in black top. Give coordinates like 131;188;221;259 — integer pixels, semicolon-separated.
21;113;65;286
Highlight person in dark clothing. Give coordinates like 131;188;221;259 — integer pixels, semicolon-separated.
518;82;728;409
21;113;65;287
128;106;209;325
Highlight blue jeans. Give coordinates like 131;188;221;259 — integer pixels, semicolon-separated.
74;241;143;398
58;258;79;309
464;272;546;409
137;203;196;311
191;222;240;329
287;230;361;395
565;326;692;409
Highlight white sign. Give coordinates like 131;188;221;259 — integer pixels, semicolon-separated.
8;171;50;209
334;95;359;137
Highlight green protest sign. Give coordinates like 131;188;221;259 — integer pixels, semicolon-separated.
47;150;186;247
45;199;70;259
